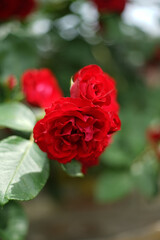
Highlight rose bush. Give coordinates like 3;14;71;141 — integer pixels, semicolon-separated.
22;69;63;108
33;97;113;172
92;0;127;14
0;0;36;20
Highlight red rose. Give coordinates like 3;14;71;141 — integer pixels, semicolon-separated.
0;0;16;20
33;97;111;172
22;69;63;108
12;0;36;19
71;65;118;110
70;65;121;133
0;0;36;20
92;0;127;14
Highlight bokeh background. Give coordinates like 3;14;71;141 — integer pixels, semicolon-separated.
1;0;160;239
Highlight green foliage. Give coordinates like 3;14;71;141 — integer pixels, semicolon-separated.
94;171;133;203
0;201;28;240
131;150;159;197
0;136;49;205
61;160;84;177
0;102;36;132
0;34;39;79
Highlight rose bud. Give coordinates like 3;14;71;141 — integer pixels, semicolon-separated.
7;75;17;90
22;68;63;108
147;125;160;144
33;97;116;173
91;0;127;14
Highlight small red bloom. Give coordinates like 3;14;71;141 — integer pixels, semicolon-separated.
22;69;63;108
33;97;112;171
147;126;160;144
7;75;17;90
92;0;127;14
13;0;36;19
0;0;36;20
147;125;160;161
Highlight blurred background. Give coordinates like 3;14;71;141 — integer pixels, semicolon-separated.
1;0;160;239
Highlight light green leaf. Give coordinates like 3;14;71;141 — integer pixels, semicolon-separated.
0;102;36;132
0;136;49;205
61;160;84;177
0;201;28;240
94;171;133;203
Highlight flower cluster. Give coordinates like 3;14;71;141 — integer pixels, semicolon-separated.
92;0;127;14
33;65;121;173
0;0;36;20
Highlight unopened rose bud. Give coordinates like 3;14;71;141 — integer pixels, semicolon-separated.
7;75;17;90
147;126;160;144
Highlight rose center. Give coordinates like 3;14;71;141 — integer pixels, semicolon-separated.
93;83;103;97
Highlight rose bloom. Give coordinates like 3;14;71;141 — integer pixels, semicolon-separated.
92;0;127;14
71;65;119;110
0;0;36;20
22;69;63;108
70;65;121;133
33;97;115;173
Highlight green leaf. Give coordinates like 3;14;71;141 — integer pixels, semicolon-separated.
0;136;49;205
61;160;84;177
94;171;133;203
0;102;36;132
0;201;28;240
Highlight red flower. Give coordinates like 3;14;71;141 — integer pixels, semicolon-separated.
92;0;127;14
7;75;17;90
0;0;36;20
147;126;160;144
22;69;63;108
33;97;112;172
147;125;160;161
12;0;36;19
70;65;121;133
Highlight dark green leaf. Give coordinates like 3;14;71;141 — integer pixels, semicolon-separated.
94;171;133;203
0;34;39;78
0;136;49;205
61;160;84;177
0;201;28;240
131;150;159;197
